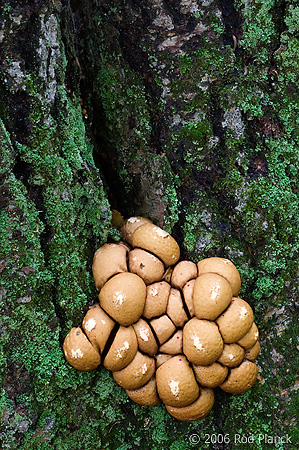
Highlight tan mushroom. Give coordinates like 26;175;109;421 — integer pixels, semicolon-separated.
82;304;115;353
193;362;228;388
63;327;101;371
156;355;199;407
193;273;232;321
132;223;180;266
171;261;198;289
245;340;260;361
92;243;128;290
183;318;224;366
155;353;173;368
120;216;153;245
143;281;170;319
150;315;176;345
220;360;258;394
166;288;188;327
197;257;241;296
128;248;164;285
125;376;160;406
159;330;183;355
217;343;245;367
113;351;155;390
216;297;254;343
165;386;214;421
182;279;195;317
99;272;146;326
104;326;138;371
133;319;158;356
237;322;259;350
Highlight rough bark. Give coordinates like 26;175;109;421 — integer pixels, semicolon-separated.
0;0;298;449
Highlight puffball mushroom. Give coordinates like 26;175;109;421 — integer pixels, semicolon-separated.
63;216;261;422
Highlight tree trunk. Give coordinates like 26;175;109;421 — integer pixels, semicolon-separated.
1;0;298;448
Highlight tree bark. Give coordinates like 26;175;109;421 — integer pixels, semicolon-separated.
1;0;298;448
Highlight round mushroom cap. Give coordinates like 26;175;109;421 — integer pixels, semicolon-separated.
155;353;172;368
193;273;232;321
166;386;214;421
171;261;198;289
217;343;245;367
237;322;259;350
216;297;254;343
126;376;160;406
183;318;224;366
182;279;195;317
99;272;146;326
133;319;158;356
150;315;176;345
104;325;138;371
166;288;188;328
120;216;153;245
143;281;170;319
82;304;115;353
92;243;128;290
132;223;180;267
197;257;241;296
156;355;199;407
245;340;260;361
193;362;228;388
113;351;155;390
129;248;164;285
63;327;101;371
160;330;183;355
220;360;258;394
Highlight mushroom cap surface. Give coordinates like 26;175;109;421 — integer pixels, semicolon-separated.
143;281;170;319
217;343;245;367
120;216;153;245
132;223;180;266
183;318;224;366
150;315;176;345
160;330;183;355
193;273;232;321
82;304;115;353
133;318;158;356
182;279;195;317
104;325;138;371
166;288;188;328
92;243;127;290
129;248;164;285
113;351;155;390
166;387;214;421
155;353;172;368
171;260;198;289
216;297;254;343
193;362;228;388
220;360;258;394
99;272;146;326
125;376;160;406
156;355;199;407
237;322;259;350
245;340;260;361
63;327;101;371
197;257;241;296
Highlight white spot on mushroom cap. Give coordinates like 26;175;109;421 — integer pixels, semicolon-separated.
116;341;130;358
141;363;148;374
150;286;158;296
255;332;259;338
239;306;249;319
210;283;220;300
128;217;140;223
71;348;84;358
139;327;150;341
192;335;204;351
169;380;180;397
113;291;125;306
228;354;234;360
101;319;106;325
154;228;169;238
84;318;97;332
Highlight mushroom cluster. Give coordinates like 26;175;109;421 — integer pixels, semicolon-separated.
63;217;260;421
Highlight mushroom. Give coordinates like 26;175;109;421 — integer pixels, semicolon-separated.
125;376;160;406
171;261;198;289
132;223;180;267
166;288;188;327
103;325;138;371
92;243;128;290
155;353;172;368
217;343;245;367
182;279;195;317
197;257;241;296
193;273;232;321
156;355;199;407
237;322;259;350
128;248;164;285
113;351;155;390
63;327;101;371
82;304;115;353
120;216;153;245
133;318;158;356
220;360;258;394
99;272;146;326
165;387;214;421
159;330;183;355
216;297;254;343
150;315;176;345
183;318;224;366
245;340;260;361
192;362;228;388
143;281;170;319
